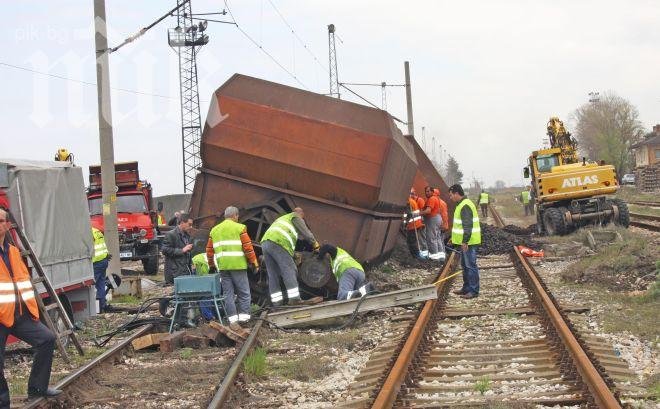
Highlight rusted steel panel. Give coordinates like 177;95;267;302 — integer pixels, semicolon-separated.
202;74;416;211
191;170;401;264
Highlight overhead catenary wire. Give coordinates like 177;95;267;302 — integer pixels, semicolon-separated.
339;83;407;125
223;0;308;90
0;61;181;101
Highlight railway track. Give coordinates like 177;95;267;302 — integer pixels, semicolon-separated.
335;205;646;408
20;313;265;409
628;200;660;208
629;212;660;232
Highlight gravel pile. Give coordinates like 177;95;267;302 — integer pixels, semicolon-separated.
479;224;542;255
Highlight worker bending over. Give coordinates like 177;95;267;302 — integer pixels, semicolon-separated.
405;188;428;258
261;207;319;306
317;244;374;300
206;206;258;329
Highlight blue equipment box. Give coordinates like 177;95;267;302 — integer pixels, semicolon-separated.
173;274;222;297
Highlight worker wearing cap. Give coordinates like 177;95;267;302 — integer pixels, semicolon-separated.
421;186;446;262
448;184;481;299
317;244;374;300
261;207;319;306
206;206;257;328
0;209;61;404
405;188;428;258
479;190;490;218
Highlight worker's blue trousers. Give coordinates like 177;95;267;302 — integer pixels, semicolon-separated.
460;246;480;295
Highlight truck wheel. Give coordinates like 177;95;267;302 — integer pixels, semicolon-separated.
612;198;630;228
543;208;566;236
142;254;159;275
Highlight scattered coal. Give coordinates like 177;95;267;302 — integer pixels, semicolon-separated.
478;223;542;255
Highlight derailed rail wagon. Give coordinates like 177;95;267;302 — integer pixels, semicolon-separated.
190;74;419;300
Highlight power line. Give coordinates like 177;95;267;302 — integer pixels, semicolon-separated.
0;61;179;100
339;82;406;125
223;0;308;90
340;82;405;87
266;0;328;74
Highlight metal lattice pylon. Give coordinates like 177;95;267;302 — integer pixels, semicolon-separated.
169;0;209;193
328;24;340;99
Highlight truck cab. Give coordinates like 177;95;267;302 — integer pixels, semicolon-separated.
87;162;160;274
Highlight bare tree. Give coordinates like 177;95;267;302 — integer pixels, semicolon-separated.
572;92;645;178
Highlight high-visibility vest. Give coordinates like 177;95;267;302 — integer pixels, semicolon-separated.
192;253;210;275
521;191;530;204
479;193;489;205
406;198;424;230
210;219;248;271
451;198;482;245
157;214;165;225
0;244;40;327
331;247;364;281
92;227;109;263
261;213;298;256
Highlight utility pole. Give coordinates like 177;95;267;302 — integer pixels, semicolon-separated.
93;0;121;288
381;82;387;110
421;126;426;152
404;61;414;137
327;24;340;98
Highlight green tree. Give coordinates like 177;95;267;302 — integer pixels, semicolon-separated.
572;92;645;178
444;155;463;186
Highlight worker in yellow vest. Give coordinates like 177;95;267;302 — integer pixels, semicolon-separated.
92;226;115;313
261;207;319;306
521;185;534;216
317;244;374;300
0;209;61;403
206;206;258;329
448;184;481;299
478;190;489;218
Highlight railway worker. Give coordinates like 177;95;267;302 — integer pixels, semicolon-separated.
479;190;490;218
261;207;320;306
448;184;481;299
91;227;116;313
0;209;62;404
317;244;374;300
434;188;450;234
421;186;446;262
405;188;428;258
521;186;534;216
205;206;258;329
162;213;194;284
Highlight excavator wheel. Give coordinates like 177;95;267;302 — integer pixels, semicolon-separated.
612;198;630;228
543;207;567;236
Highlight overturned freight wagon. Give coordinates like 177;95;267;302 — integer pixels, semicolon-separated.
190;74;418;271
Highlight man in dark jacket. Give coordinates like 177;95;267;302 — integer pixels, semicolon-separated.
162;213;194;284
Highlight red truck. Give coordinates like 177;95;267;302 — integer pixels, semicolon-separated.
87;162;160;274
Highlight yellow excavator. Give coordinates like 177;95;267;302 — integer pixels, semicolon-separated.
523;117;629;235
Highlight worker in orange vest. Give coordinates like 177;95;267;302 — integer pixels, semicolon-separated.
0;209;61;405
405;188;428;258
421;186;446;262
434;188;449;232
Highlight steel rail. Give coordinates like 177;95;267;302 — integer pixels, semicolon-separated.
513;247;621;408
629;212;660;221
628;200;660;208
629;212;660;232
22;324;154;409
488;203;506;228
371;253;457;408
207;310;267;408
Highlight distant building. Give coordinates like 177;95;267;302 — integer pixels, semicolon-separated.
631;124;660;191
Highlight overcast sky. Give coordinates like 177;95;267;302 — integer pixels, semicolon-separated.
1;0;658;195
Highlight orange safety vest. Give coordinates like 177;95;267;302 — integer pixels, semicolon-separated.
0;244;40;327
406;198;424;230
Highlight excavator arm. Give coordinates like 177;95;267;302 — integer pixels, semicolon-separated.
546;117;578;164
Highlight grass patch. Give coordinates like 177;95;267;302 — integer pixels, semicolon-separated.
112;294;141;305
379;264;395;275
243;347;267;379
270;355;333;382
648;380;660;400
179;347;193;360
560;227;656;291
9;377;27;396
474;376;491;395
315;329;360;350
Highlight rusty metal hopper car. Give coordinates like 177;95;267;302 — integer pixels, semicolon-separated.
189;74;419;302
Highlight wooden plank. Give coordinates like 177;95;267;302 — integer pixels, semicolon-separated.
131;332;169;351
182;334;210;349
267;284;438;328
159;330;186;353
